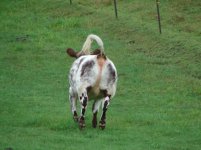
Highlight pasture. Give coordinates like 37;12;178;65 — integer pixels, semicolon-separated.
0;0;201;149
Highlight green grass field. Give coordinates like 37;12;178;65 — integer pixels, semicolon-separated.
0;0;201;149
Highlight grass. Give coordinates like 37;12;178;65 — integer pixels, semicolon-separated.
0;0;201;149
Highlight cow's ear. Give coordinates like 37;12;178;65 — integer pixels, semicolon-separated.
66;48;77;58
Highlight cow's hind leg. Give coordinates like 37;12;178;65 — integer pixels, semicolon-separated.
69;87;78;122
78;90;88;129
92;100;102;128
99;95;111;130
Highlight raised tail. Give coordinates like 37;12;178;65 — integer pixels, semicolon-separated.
80;34;104;55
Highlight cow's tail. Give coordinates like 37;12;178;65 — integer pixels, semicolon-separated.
80;34;104;55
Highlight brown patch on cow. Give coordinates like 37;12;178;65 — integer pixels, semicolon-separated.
100;89;111;98
77;57;85;70
91;49;101;55
81;60;95;76
107;63;116;83
108;64;116;77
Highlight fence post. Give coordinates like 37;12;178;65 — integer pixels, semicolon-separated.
156;0;162;34
114;0;118;19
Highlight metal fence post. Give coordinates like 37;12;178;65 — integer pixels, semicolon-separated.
156;0;162;34
114;0;118;19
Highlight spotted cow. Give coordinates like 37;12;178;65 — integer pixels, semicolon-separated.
67;34;118;129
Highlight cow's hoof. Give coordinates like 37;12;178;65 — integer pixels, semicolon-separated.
73;116;79;122
73;111;79;122
79;123;86;130
99;121;106;130
79;118;86;129
92;119;97;128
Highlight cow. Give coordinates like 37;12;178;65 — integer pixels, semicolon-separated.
66;34;118;129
